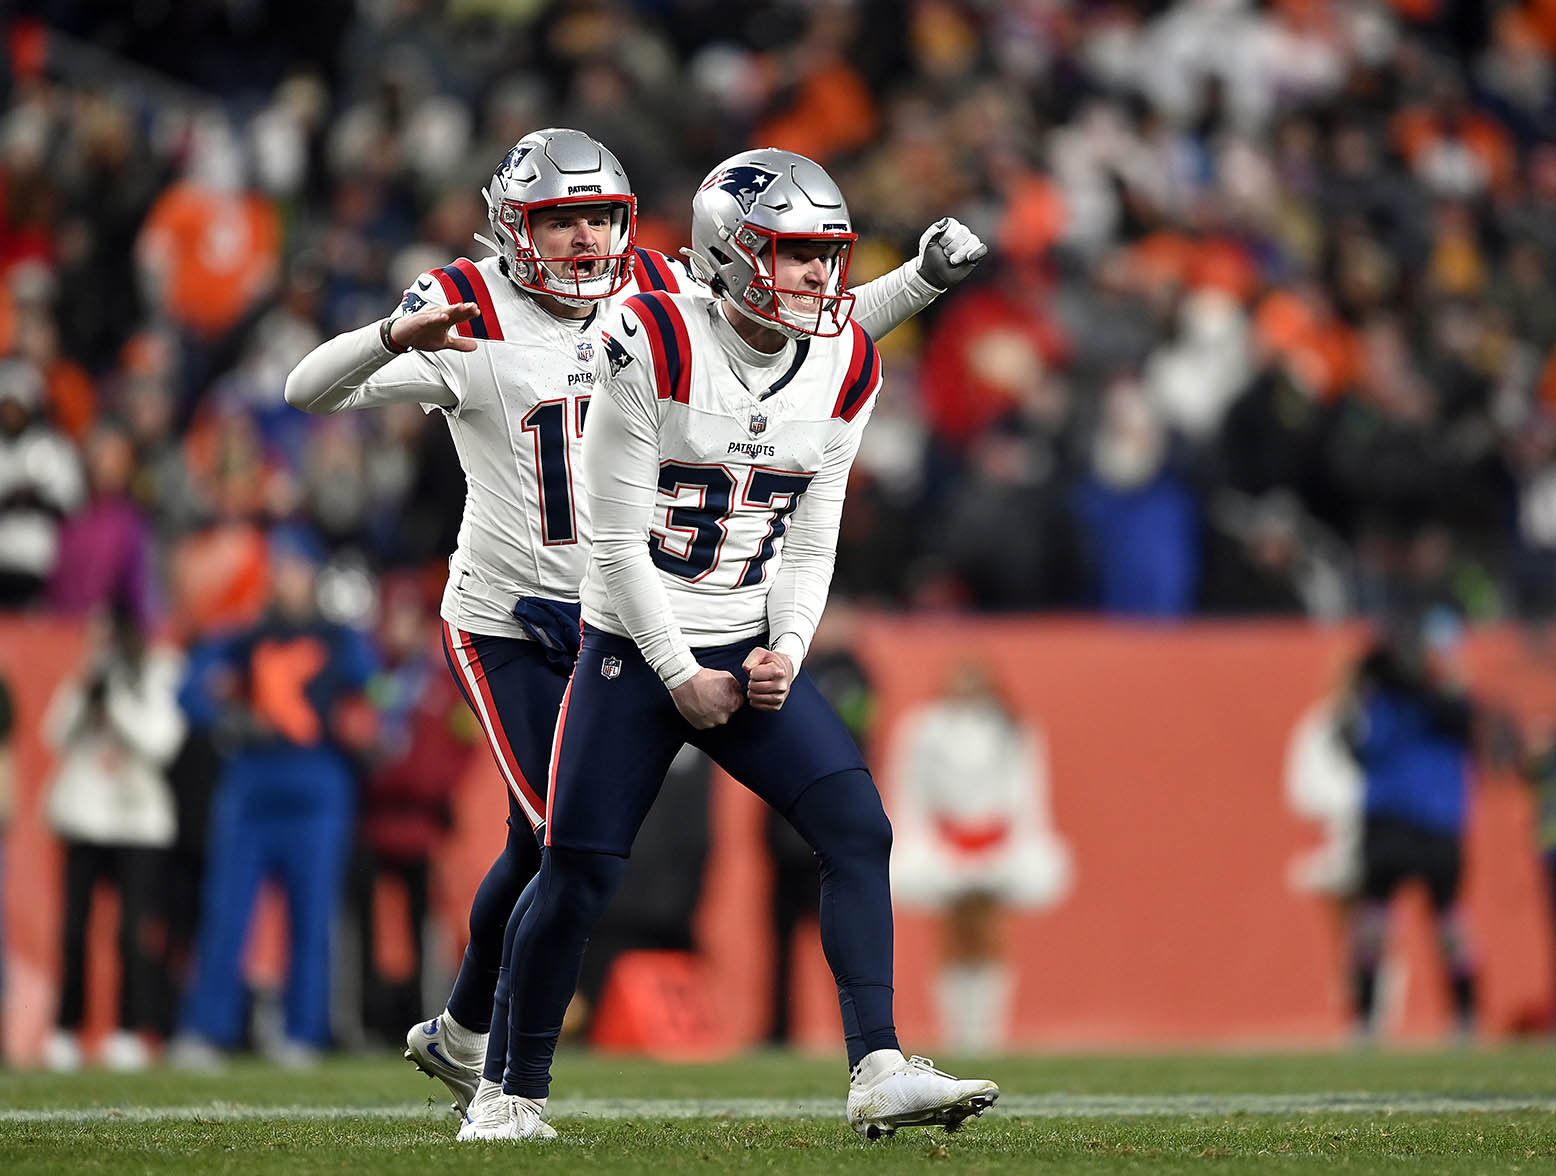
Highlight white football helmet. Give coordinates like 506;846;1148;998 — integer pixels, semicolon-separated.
480;128;636;305
689;147;857;339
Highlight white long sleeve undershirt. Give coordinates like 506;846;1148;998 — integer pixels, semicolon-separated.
283;320;459;414
580;372;703;688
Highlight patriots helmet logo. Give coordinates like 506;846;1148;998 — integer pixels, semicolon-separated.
749;411;768;436
603;331;634;377
700;164;780;215
496;144;534;183
576;339;594;363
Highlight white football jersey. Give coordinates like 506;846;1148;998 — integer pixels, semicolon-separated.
289;248;693;640
579;286;883;688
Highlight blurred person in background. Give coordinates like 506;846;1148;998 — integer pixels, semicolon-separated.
1284;676;1366;1014
1339;607;1486;1042
135;116;281;408
0;357;82;609
889;659;1072;1053
171;525;376;1067
45;419;158;628
153;658;225;1040
352;575;478;1046
41;602;186;1071
9;277;98;443
1071;374;1200;617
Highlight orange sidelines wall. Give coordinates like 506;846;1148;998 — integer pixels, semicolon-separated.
3;616;1554;1061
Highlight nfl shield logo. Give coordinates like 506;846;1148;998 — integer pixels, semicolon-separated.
576;339;594;363
749;411;768;436
600;655;622;680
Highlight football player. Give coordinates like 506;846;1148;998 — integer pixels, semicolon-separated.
285;129;987;1126
489;148;998;1142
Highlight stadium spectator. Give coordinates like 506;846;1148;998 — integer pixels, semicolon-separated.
41;603;185;1071
352;575;476;1045
135;117;281;346
172;526;375;1067
0;357;82;609
889;659;1072;1052
1071;375;1200;617
44;420;157;628
1339;607;1483;1041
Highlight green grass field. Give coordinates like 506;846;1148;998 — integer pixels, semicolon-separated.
4;1047;1556;1173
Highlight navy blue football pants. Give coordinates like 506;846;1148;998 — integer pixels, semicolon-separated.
439;624;558;1046
502;627;900;1097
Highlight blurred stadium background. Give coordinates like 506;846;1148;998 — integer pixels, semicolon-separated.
2;0;1556;1080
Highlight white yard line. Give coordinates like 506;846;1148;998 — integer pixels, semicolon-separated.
3;1093;1556;1123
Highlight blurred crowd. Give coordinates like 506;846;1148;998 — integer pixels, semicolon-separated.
0;0;1554;632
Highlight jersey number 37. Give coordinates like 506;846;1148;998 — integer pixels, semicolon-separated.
651;462;815;586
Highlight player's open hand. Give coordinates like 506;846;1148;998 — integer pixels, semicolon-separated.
671;667;744;729
389;302;481;353
743;647;794;711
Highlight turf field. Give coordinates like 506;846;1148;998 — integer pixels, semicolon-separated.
3;1047;1555;1173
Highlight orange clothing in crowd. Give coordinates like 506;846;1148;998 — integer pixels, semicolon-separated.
1533;0;1556;53
44;356;96;440
1538;346;1556;413
169;521;270;640
998;173;1067;263
137;181;281;339
1129;231;1259;303
1254;288;1361;400
632;212;681;260
757;60;878;164
1392;106;1516;192
1380;0;1441;21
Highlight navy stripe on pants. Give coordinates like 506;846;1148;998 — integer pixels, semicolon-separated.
440;627;566;1033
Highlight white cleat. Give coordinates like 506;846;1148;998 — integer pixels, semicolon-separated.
101;1030;151;1072
43;1030;83;1073
846;1050;1000;1140
404;1017;482;1113
455;1090;558;1142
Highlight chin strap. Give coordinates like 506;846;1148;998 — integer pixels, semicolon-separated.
471;231;503;259
678;246;719;289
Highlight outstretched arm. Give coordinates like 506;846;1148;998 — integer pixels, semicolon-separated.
284;286;479;414
850;218;988;339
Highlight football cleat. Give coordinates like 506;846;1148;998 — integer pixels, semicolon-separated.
455;1092;558;1142
846;1051;999;1140
42;1030;83;1073
101;1030;151;1072
404;1017;482;1113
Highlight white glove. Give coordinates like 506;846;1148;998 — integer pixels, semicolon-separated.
917;217;989;291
